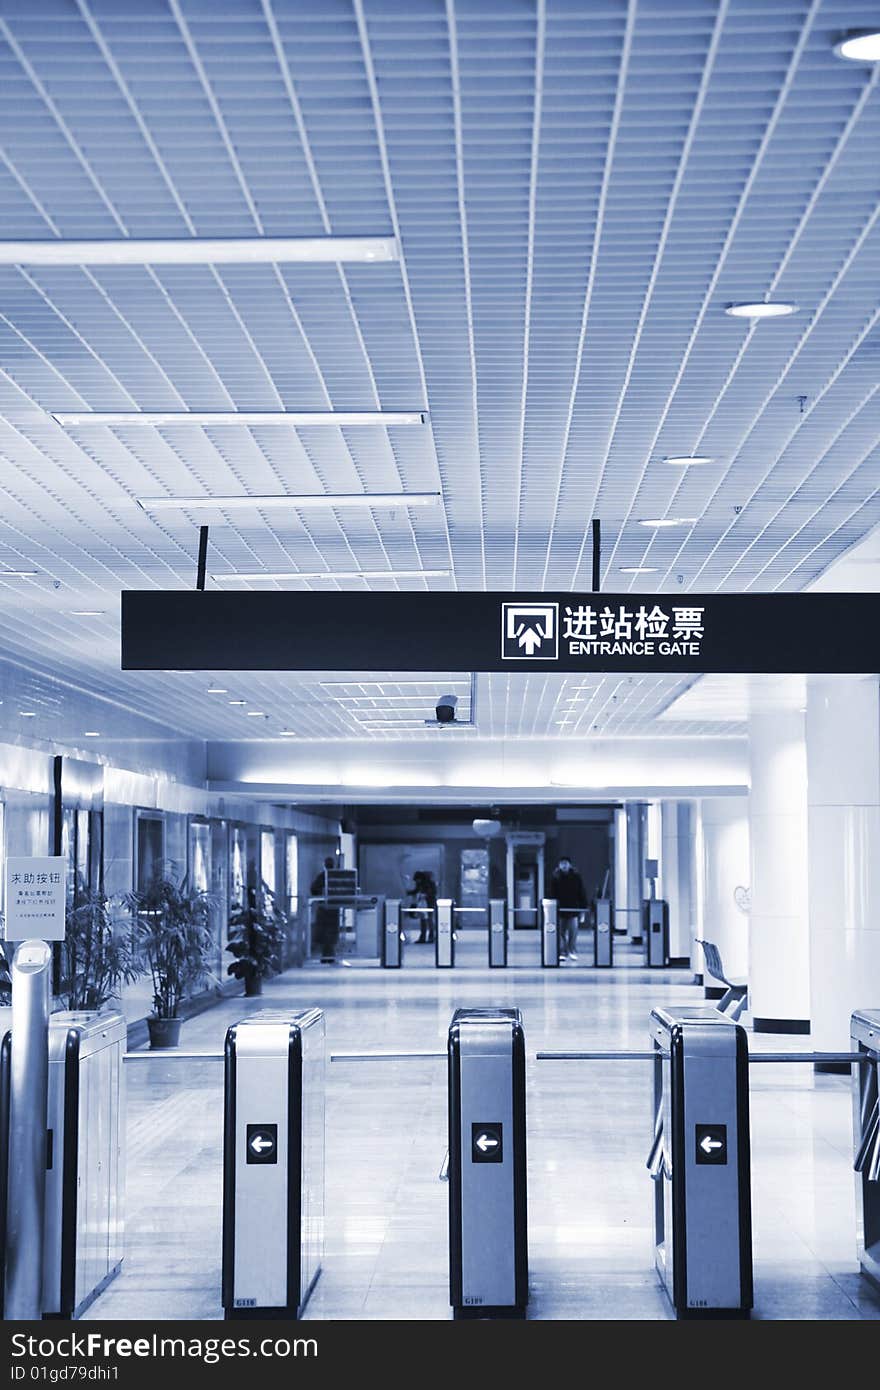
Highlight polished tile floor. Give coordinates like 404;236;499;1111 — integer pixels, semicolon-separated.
88;933;880;1321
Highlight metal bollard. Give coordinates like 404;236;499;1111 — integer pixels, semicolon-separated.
5;940;52;1320
436;899;454;968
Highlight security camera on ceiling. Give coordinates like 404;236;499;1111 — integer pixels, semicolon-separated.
435;693;459;724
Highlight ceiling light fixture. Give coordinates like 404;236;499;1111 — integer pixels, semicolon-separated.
70;609;103;616
137;492;441;512
0;236;398;266
279;731;297;737
54;410;426;427
207;687;228;694
833;30;880;62
662;456;714;466
0;570;39;578
725;302;798;318
620;566;659;574
19;711;36;718
228;700;246;707
212;568;450;583
638;518;697;529
246;711;266;717
83;731;101;738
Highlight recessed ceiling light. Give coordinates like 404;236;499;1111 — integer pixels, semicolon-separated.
137;492;441;512
19;711;36;717
212;568;450;582
662;456;713;466
0;236;398;266
207;687;228;694
246;711;266;717
229;700;246;706
70;609;103;616
620;566;659;574
725;302;798;319
0;570;39;578
54;410;426;428
279;731;297;737
638;518;697;529
83;731;101;738
833;30;880;62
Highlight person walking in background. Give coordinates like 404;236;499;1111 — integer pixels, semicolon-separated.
408;869;438;943
311;855;341;964
550;855;587;962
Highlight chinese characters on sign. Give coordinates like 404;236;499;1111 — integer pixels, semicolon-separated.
559;602;705;658
2;856;67;942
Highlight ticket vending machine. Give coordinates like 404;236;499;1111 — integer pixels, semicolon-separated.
594;898;613;967
447;1008;528;1318
540;899;559;968
223;1009;324;1320
645;899;670;968
649;1006;752;1318
488;899;507;968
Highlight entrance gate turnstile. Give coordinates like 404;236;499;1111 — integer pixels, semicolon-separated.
447;1008;527;1318
382;899;403;968
540;899;558;968
649;1006;752;1318
223;1009;324;1319
645;899;670;968
436;899;455;968
488;898;507;968
595;897;613;967
852;1009;880;1290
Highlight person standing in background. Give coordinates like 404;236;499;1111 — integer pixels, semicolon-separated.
311;855;341;964
550;855;587;962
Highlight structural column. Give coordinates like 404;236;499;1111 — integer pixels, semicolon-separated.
748;710;810;1033
806;677;880;1063
697;798;750;990
660;801;696;965
625;801;647;942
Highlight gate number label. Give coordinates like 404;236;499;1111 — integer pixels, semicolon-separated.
246;1123;278;1165
472;1122;503;1164
695;1124;728;1165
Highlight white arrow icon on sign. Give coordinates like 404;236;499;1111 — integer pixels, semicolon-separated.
250;1134;273;1155
476;1133;499;1153
700;1135;723;1155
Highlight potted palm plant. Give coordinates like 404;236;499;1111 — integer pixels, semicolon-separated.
226;882;288;997
59;887;140;1013
125;869;215;1048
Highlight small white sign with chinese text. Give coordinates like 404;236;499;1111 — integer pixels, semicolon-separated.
3;856;67;941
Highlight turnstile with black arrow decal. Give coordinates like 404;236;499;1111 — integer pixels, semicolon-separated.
649;1005;752;1318
852;1009;880;1291
447;1008;528;1318
223;1009;324;1319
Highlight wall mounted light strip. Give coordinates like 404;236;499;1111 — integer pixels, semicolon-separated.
0;236;398;266
212;569;450;582
138;493;441;512
54;410;427;427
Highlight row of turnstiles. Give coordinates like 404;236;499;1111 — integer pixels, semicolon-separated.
1;976;879;1320
379;896;671;968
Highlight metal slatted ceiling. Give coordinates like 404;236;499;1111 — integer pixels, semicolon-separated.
0;0;876;744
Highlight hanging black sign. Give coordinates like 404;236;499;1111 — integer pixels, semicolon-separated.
121;590;880;674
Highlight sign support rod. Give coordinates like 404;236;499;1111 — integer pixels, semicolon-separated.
196;525;209;592
591;518;601;592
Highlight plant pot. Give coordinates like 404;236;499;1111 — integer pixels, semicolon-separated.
244;973;263;998
148;1016;182;1049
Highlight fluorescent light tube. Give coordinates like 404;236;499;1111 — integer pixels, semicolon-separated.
0;236;398;266
212;569;450;582
54;410;426;427
0;570;39;578
138;493;441;512
725;302;797;318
